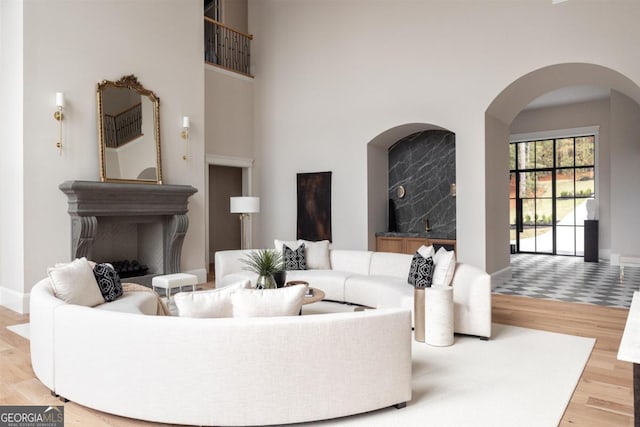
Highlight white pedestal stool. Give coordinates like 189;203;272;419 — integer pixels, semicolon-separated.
152;273;198;305
425;286;454;347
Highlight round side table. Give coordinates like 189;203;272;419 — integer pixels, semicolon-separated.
425;286;454;346
302;287;325;305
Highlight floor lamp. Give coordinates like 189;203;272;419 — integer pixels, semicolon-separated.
230;196;260;249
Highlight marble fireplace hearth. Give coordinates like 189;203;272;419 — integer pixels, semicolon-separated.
60;180;197;285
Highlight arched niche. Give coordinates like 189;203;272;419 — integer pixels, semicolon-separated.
485;62;640;274
366;123;454;250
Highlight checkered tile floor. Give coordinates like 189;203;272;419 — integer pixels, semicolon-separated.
493;254;640;308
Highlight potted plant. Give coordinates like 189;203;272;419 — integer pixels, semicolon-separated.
241;249;284;289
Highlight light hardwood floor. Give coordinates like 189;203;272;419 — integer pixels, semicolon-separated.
493;294;633;426
0;292;633;426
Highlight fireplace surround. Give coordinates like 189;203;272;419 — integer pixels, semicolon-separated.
59;180;197;285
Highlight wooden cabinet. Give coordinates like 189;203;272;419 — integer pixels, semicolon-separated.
376;236;456;254
376;236;405;253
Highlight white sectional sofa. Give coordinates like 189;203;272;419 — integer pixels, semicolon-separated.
30;278;412;426
216;249;492;339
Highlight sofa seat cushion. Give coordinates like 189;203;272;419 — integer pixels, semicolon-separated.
284;269;351;302
345;275;414;315
94;291;158;315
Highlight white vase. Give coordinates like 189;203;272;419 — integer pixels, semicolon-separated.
586;198;597;220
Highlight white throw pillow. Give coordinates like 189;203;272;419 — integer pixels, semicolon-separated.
47;257;104;307
301;240;331;269
174;280;251;318
274;239;303;253
432;247;457;287
55;260;100;269
417;245;435;259
231;284;308;317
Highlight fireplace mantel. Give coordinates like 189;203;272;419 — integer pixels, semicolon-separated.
59;180;197;281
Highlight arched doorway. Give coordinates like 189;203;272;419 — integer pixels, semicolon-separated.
485;63;640;276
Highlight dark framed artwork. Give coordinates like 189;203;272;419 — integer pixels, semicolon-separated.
297;172;332;241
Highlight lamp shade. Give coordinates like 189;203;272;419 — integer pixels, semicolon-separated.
230;196;260;214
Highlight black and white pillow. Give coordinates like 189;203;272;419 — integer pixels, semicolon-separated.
408;253;435;288
93;263;123;302
283;243;306;271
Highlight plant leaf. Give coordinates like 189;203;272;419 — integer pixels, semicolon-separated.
241;249;284;275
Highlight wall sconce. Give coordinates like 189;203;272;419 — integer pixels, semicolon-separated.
450;183;457;197
54;92;64;154
181;116;190;160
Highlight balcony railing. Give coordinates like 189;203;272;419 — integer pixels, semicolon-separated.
204;17;253;77
104;103;142;148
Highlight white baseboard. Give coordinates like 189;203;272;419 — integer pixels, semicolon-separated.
490;266;512;290
0;287;30;314
599;249;611;261
184;268;208;284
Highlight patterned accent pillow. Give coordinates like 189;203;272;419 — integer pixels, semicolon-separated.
283;243;306;270
93;263;124;302
408;253;435;288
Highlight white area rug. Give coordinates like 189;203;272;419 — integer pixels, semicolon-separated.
6;322;30;340
302;323;595;427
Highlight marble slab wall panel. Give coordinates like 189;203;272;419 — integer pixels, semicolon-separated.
388;130;456;236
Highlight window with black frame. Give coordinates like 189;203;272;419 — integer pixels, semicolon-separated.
509;135;595;256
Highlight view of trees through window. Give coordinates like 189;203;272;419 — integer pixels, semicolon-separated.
509;135;595;256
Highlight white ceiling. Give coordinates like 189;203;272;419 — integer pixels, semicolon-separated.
523;85;611;111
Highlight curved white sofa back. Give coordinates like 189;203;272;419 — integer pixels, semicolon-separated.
215;249;492;339
330;249;374;275
30;279;66;391
215;249;378;279
30;279;412;426
369;251;413;277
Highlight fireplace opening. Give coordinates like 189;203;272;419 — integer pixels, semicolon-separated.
109;259;149;278
91;218;164;281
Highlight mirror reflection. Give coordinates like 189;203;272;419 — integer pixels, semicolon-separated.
97;75;162;183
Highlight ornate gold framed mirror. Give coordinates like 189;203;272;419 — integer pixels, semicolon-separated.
97;75;162;184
